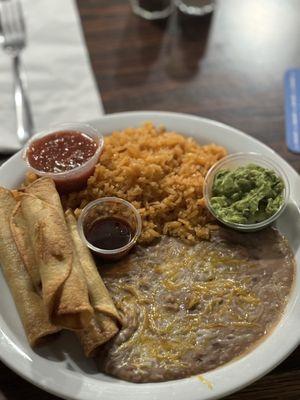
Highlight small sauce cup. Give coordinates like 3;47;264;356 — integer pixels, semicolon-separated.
78;197;142;261
204;152;290;232
23;123;104;193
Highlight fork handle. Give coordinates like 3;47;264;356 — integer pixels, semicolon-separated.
13;55;34;145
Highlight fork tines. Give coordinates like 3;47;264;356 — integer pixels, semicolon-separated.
0;0;26;51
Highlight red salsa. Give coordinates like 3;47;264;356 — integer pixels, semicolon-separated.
27;130;98;173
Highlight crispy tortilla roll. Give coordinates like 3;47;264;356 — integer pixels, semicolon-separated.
16;193;93;330
65;210;120;356
11;202;41;292
77;314;119;357
0;188;59;345
65;210;120;321
24;177;64;219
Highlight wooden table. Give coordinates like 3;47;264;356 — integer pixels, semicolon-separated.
0;0;299;399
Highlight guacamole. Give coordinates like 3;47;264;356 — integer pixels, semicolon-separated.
210;164;284;224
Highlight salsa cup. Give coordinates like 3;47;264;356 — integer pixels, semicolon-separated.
204;152;290;232
23;123;104;193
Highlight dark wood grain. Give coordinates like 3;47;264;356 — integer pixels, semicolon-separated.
0;0;299;399
78;0;300;173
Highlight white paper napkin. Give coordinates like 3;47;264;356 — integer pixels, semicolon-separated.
0;0;104;153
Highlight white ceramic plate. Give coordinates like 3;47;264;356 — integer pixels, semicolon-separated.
0;111;299;400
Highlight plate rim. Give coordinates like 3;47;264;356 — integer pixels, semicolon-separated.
0;110;299;400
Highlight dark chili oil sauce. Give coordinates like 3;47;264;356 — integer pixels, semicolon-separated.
86;217;133;250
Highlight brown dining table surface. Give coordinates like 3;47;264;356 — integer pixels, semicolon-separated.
0;0;299;399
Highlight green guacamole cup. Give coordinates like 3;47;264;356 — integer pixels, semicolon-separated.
204;152;290;232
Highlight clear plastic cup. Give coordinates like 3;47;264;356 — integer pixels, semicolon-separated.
204;152;290;232
78;197;142;261
23;123;104;193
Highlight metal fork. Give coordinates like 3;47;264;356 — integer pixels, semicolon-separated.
0;0;34;145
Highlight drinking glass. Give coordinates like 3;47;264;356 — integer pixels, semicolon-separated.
129;0;174;20
176;0;215;16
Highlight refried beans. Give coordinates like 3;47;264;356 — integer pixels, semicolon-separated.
98;227;295;382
